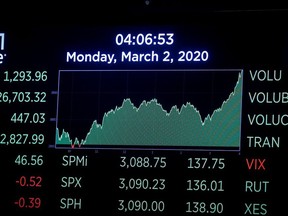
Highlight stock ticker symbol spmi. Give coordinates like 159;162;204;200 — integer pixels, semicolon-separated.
0;33;6;64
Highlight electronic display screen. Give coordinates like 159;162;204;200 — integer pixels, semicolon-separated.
0;3;287;215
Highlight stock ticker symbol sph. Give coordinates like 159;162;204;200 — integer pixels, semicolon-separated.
0;33;6;64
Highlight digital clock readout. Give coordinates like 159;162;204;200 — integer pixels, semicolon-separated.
115;33;174;46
